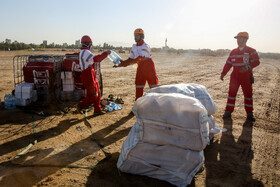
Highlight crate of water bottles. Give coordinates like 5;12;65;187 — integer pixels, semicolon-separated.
4;94;16;109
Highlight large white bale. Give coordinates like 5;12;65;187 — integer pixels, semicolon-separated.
146;83;218;115
118;141;204;187
133;92;209;151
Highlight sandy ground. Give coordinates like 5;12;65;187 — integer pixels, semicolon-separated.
0;50;279;186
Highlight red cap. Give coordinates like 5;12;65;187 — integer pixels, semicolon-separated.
81;35;92;43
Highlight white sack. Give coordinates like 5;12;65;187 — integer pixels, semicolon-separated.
118;141;204;187
132;92;209;151
208;115;225;139
146;83;218;115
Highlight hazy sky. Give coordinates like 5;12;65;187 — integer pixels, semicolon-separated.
1;0;280;53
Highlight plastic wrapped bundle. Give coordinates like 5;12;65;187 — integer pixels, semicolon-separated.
132;93;209;151
146;83;218;115
118;140;204;187
117;90;212;186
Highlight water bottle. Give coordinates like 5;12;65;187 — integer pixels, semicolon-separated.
107;50;122;66
4;94;16;109
109;102;122;110
105;105;113;112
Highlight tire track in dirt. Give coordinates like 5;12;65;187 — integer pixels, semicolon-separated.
255;61;280;131
250;60;280;186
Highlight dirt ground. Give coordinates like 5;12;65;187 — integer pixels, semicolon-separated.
0;49;279;186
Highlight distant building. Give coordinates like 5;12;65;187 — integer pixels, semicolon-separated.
162;38;169;50
75;40;80;47
5;39;11;44
43;40;47;47
63;43;68;47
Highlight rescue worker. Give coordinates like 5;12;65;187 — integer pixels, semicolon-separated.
114;28;159;100
220;32;260;121
77;35;111;114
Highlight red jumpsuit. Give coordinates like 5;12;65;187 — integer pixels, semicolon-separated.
78;48;108;112
120;40;159;100
221;46;260;114
135;57;159;100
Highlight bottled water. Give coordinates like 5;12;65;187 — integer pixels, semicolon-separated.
110;102;122;110
107;50;122;66
104;102;122;111
4;94;16;109
105;105;113;112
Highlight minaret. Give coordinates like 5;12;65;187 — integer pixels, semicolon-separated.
165;38;167;47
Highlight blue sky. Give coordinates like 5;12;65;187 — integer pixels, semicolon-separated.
1;0;280;53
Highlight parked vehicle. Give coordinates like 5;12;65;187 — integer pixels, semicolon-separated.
118;49;125;53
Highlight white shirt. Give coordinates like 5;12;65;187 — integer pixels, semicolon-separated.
79;49;95;70
129;42;152;59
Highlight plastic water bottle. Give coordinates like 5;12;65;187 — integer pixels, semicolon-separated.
4;94;16;109
105;105;113;112
107;50;122;66
109;102;122;110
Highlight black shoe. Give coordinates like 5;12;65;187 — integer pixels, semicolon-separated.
77;105;92;114
223;111;231;119
94;111;106;116
77;105;85;114
246;113;256;122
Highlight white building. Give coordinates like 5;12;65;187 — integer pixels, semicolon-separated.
75;40;80;47
43;40;47;47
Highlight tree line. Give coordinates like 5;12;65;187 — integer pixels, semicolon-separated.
0;41;279;59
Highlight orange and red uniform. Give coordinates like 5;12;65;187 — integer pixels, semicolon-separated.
221;46;260;114
120;40;159;100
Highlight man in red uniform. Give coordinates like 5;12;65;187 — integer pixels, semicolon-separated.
220;32;260;121
115;28;159;100
77;35;110;114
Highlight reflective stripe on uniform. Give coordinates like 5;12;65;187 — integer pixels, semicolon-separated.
149;84;159;88
245;97;253;100
227;103;235;107
250;59;259;63
136;85;145;88
142;48;149;53
244;104;253;107
226;60;232;64
86;54;93;62
81;50;86;70
232;63;249;66
230;54;248;58
228;96;236;100
250;51;257;55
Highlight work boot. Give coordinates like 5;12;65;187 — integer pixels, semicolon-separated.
223;111;231;119
77;105;92;114
246;113;256;122
77;105;85;114
94;110;106;116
